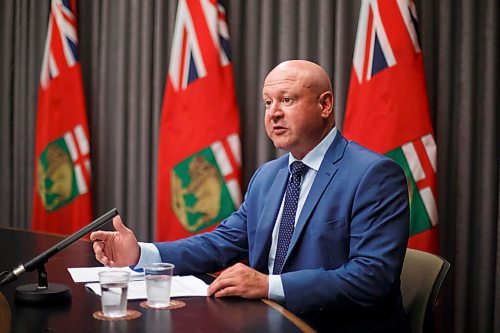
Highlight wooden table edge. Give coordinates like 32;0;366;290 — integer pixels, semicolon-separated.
261;298;316;333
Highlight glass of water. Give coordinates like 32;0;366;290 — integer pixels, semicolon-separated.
144;263;175;308
98;270;130;318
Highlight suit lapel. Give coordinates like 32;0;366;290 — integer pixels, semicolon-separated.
252;166;288;271
285;134;348;261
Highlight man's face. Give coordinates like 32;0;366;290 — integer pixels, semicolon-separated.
262;67;327;159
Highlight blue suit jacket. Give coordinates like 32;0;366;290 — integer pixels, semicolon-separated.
156;132;409;332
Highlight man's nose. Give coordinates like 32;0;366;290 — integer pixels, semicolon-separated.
268;103;283;119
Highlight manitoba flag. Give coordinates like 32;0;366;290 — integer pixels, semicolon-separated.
157;0;241;241
32;0;93;235
343;0;438;253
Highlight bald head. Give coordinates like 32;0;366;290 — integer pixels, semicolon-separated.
264;60;333;98
262;60;335;159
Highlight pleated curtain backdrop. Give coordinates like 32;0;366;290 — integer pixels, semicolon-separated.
0;1;498;332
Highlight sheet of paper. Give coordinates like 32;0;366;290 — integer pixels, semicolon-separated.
68;266;144;283
84;275;208;299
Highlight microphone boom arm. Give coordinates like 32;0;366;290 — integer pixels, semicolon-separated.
0;208;118;286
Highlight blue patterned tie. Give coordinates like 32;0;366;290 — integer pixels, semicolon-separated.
273;161;307;274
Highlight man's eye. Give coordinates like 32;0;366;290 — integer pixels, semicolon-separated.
282;97;293;104
264;100;272;108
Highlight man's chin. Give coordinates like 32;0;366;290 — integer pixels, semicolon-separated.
271;140;291;152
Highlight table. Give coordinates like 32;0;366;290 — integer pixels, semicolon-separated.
0;228;314;332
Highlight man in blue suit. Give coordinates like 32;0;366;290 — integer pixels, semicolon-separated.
91;60;409;332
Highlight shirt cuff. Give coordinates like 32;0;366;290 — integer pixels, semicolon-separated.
134;242;162;269
268;274;285;304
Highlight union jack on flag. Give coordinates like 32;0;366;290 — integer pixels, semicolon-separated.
40;0;79;89
201;0;232;66
352;0;422;83
344;0;439;253
168;0;232;92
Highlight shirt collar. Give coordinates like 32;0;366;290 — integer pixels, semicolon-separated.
288;127;337;172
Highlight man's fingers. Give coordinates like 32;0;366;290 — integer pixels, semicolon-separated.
94;250;109;265
90;230;108;241
97;256;109;265
209;264;269;299
208;263;248;295
214;286;237;298
207;280;220;296
92;241;103;254
208;278;222;295
92;237;112;266
208;276;235;296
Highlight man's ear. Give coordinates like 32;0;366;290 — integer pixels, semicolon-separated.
319;91;334;119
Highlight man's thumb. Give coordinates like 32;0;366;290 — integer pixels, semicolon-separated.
112;215;128;234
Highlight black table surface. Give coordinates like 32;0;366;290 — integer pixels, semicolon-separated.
0;228;313;333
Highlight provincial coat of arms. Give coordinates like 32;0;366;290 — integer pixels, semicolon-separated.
171;147;237;233
36;139;79;211
36;125;91;212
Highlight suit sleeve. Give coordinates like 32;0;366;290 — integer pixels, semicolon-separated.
281;158;409;313
153;204;249;275
152;166;265;275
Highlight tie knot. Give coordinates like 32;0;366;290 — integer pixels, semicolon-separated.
290;161;307;177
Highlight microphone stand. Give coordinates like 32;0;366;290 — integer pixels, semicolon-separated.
0;208;118;305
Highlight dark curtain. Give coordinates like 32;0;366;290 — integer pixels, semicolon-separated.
0;1;498;332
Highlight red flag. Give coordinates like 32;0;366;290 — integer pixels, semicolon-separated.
32;0;93;235
343;0;438;253
157;0;241;241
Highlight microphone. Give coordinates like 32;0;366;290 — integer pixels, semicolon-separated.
0;266;24;286
0;208;118;304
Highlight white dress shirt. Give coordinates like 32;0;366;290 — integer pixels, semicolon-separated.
267;127;336;302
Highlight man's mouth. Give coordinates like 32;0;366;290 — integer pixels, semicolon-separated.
273;125;287;134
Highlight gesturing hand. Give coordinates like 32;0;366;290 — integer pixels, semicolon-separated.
89;215;140;267
207;263;269;299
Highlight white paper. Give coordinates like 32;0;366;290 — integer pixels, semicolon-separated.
68;266;144;283
84;275;208;299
